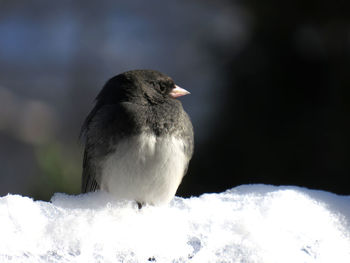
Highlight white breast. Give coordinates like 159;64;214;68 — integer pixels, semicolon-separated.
99;133;188;205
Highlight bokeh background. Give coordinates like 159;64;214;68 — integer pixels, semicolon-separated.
0;0;349;200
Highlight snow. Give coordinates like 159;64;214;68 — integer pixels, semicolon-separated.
0;185;349;263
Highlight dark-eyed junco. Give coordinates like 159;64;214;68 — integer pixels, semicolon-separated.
81;70;194;206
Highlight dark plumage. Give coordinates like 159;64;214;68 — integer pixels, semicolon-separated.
81;70;194;205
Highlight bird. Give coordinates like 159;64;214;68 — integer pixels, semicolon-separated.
80;69;194;207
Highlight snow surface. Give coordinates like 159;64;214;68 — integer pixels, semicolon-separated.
0;185;350;263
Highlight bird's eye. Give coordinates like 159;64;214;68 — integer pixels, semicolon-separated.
159;83;166;92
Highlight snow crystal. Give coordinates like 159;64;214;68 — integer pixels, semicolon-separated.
0;185;349;263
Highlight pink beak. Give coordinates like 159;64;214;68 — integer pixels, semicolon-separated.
169;85;190;98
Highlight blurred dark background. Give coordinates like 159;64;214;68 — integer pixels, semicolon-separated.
0;0;349;200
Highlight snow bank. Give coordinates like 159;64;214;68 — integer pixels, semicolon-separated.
0;185;349;263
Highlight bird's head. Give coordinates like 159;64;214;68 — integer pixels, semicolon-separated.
96;70;190;106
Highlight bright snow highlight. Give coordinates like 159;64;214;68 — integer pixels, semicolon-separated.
0;185;349;262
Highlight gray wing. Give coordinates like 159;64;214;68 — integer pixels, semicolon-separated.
81;102;103;193
81;149;100;193
80;103;139;193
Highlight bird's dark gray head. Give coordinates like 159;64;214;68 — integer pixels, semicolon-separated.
96;70;189;106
